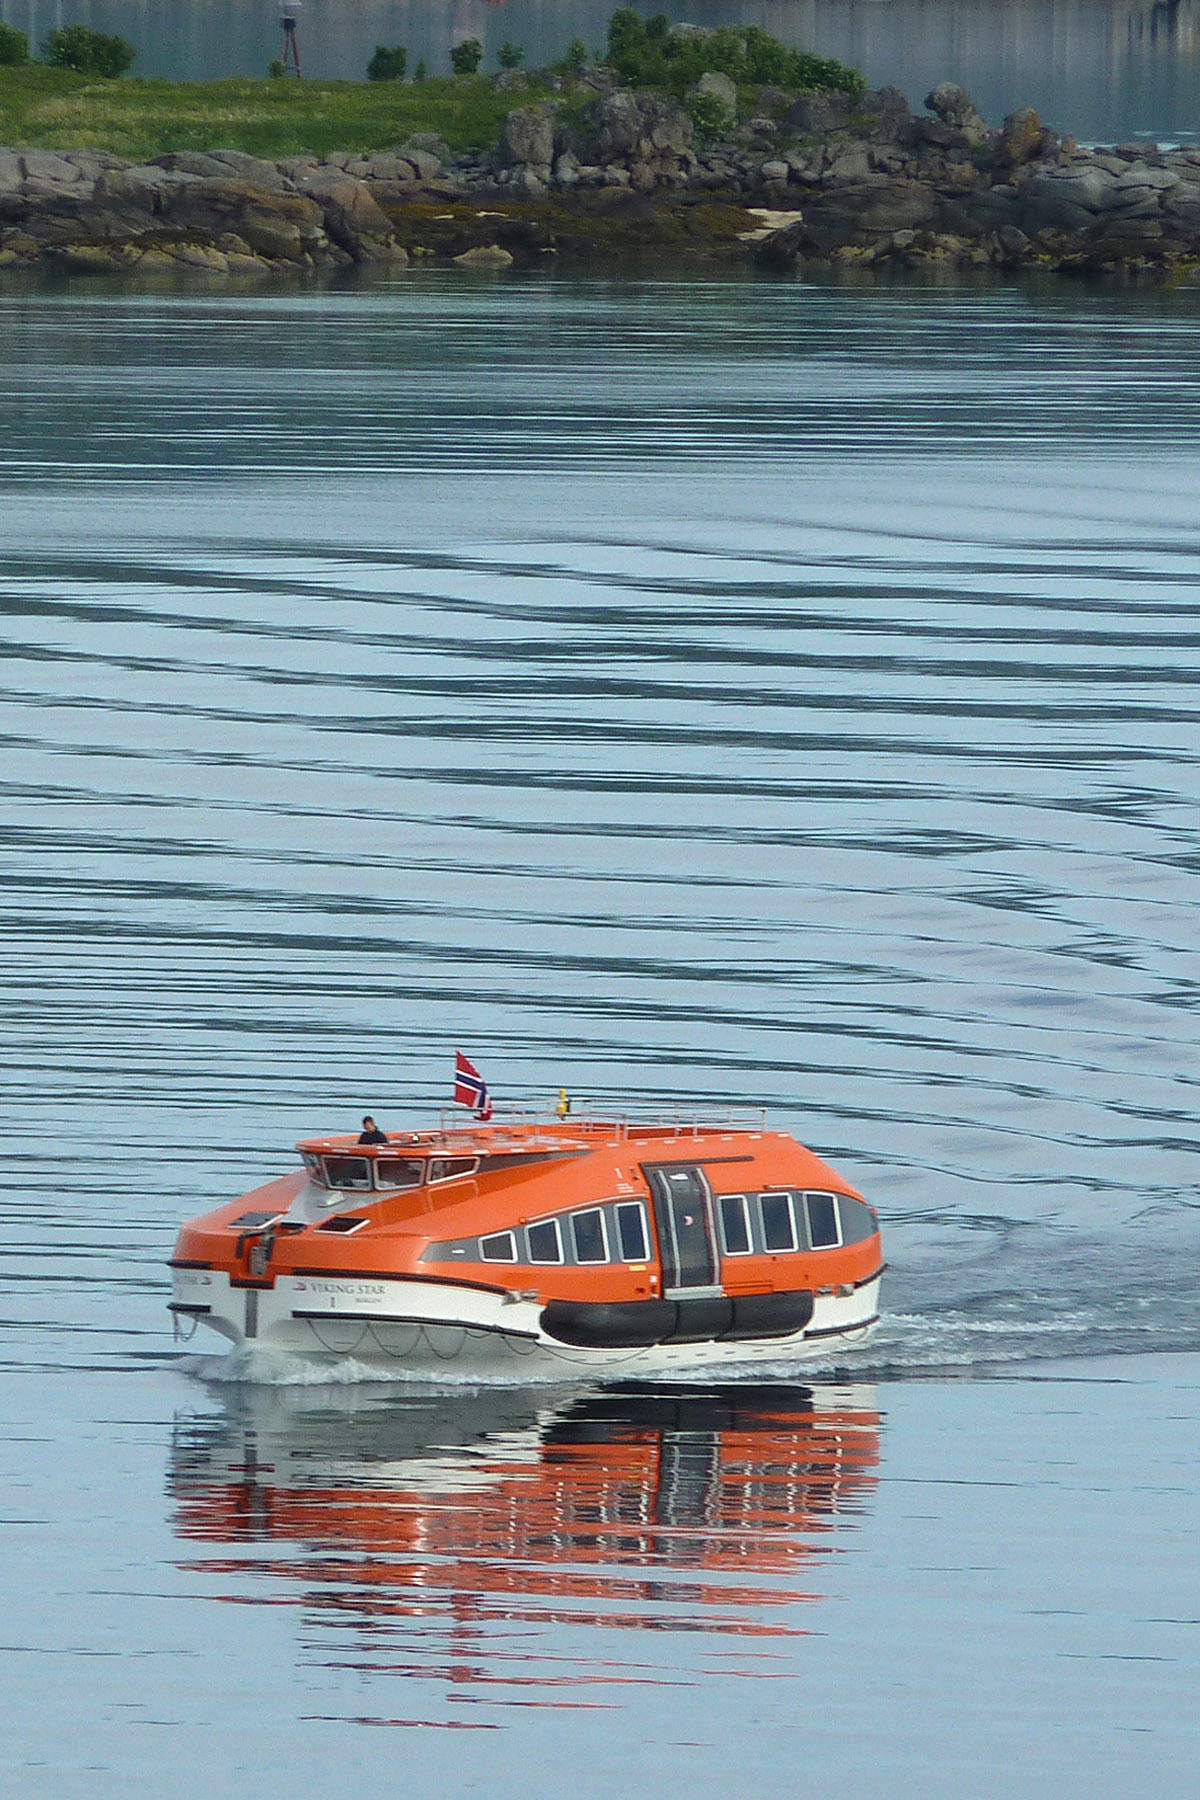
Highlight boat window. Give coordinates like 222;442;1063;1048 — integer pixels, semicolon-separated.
837;1194;877;1245
615;1202;649;1262
571;1208;609;1264
321;1156;372;1191
301;1152;323;1182
430;1156;477;1183
374;1156;424;1191
806;1191;842;1248
718;1193;752;1256
526;1218;563;1264
760;1191;798;1252
480;1231;517;1263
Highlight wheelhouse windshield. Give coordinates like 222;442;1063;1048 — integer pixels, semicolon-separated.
303;1152;426;1192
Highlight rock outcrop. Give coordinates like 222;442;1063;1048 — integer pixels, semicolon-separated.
2;80;1200;279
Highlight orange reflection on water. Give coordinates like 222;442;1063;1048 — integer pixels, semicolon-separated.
169;1382;880;1712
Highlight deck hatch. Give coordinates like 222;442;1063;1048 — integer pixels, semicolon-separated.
315;1215;369;1235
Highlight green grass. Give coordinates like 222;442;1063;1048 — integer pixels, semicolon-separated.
0;66;547;160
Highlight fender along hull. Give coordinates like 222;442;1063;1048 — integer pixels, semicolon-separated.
171;1266;882;1377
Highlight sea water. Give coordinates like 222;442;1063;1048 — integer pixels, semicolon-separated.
0;270;1197;1795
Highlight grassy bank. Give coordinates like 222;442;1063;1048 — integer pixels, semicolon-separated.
0;66;541;160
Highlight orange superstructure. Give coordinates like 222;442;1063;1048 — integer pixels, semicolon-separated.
170;1111;884;1374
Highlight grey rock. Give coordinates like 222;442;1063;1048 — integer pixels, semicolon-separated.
693;70;737;113
998;108;1043;166
207;150;293;190
162;179;326;263
362;152;417;183
754;220;806;268
400;133;451;160
62;150;127;180
1022;164;1115;212
1114;162;1178;191
152;151;232;179
783;90;855;138
403;148;443;183
993;223;1031;258
925;83;983;130
499;104;556;171
0;151;25;192
760;160;790;184
924;84;988;148
19;150;83;185
453;243;514;268
861;87;914;140
825;144;872;184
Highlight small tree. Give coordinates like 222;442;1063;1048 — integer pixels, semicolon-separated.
367;44;407;81
497;42;524;70
42;24;135;77
565;38;588;71
684;90;735;145
413;59;427;82
0;22;28;64
449;36;482;76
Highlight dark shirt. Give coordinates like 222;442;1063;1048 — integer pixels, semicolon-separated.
358;1127;388;1144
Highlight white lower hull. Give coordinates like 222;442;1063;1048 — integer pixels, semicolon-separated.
172;1266;882;1379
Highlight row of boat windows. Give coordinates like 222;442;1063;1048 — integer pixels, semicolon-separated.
423;1191;875;1269
303;1153;476;1192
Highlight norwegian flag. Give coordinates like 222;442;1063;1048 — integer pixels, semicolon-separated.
454;1051;493;1121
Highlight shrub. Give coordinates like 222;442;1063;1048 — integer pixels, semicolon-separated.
565;37;589;70
42;24;136;78
497;42;524;70
684;90;735;145
606;8;648;84
413;59;427;83
0;21;28;65
602;11;863;98
367;44;407;81
449;36;482;76
267;57;285;78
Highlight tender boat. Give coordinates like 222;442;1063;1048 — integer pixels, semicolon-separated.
169;1110;884;1376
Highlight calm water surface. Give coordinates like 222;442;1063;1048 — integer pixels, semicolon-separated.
0;270;1198;1792
2;0;1200;140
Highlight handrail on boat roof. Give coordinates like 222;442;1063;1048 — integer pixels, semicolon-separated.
297;1105;769;1158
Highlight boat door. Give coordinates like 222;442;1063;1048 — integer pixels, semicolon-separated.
646;1167;718;1293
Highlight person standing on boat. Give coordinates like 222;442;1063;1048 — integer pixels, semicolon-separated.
358;1116;388;1144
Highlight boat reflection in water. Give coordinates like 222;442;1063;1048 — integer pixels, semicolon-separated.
168;1382;880;1718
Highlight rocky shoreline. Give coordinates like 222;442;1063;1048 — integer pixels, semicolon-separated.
5;76;1200;280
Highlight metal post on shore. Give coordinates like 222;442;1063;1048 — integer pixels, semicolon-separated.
280;7;302;76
